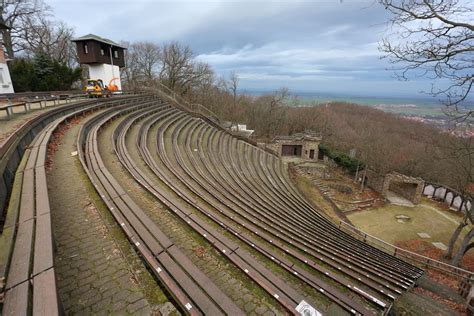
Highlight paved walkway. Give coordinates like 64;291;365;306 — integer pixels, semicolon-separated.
47;117;164;315
386;191;415;207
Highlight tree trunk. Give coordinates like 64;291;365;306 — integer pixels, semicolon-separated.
360;168;367;192
463;242;474;255
1;29;13;59
354;163;360;182
451;227;474;266
445;219;468;259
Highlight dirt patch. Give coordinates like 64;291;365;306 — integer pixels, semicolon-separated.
0;120;32;144
414;287;467;315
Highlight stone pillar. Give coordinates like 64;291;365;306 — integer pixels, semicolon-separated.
413;181;424;204
381;175;391;196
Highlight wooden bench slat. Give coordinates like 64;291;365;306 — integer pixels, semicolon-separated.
0;149;33;282
34;167;50;216
33;213;54;276
157;251;223;315
166;245;242;314
234;247;301;303
5;219;34;290
35;145;47;169
24;145;40;171
2;280;29;316
32;269;59;316
19;168;35;224
111;196;164;255
121;194;174;250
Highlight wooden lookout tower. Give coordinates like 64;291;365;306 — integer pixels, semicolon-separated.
72;34;126;91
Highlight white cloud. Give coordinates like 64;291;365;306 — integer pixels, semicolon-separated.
45;0;436;96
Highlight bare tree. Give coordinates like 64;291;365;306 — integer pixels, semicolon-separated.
439;136;474;265
180;61;214;95
122;41;161;90
14;14;76;66
159;42;214;96
228;71;239;124
159;41;194;93
379;0;474;117
253;88;289;139
134;41;160;81
121;41;142;91
0;0;49;58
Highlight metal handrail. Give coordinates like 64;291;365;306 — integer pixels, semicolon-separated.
151;82;220;121
339;220;474;280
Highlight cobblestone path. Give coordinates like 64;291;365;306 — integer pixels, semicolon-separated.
47;117;171;315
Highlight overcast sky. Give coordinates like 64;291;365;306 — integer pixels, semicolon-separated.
47;0;439;98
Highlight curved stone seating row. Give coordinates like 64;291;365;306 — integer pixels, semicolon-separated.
115;107;313;314
0;95;159;315
78;102;243;315
136;106;424;314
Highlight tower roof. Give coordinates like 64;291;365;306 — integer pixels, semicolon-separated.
71;34;127;49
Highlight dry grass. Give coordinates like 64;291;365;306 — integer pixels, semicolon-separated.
347;197;469;246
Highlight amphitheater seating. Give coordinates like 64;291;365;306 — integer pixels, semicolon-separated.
0;94;425;315
98;104;423;314
0;95;154;315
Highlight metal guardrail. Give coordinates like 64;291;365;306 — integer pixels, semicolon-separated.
149;83;220;121
0;90;84;100
148;83;279;158
339;220;474;280
0;90;128;101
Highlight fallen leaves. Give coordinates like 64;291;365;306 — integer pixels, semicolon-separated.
414;287;467;315
194;246;206;258
45;116;82;173
395;239;474;290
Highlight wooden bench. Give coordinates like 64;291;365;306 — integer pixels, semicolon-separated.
0;97;56;119
80;101;243;315
0;99;128;315
0;102;28;119
0;122;59;315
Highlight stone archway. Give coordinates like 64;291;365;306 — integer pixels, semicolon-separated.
382;172;424;204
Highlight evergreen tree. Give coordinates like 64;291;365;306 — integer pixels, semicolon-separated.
10;54;82;92
10;59;35;92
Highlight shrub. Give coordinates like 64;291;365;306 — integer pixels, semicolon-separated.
320;143;363;173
